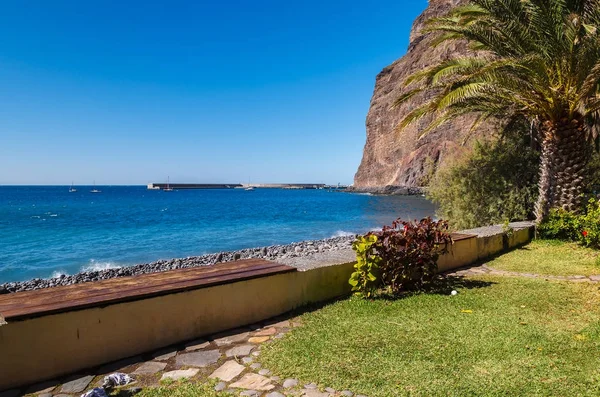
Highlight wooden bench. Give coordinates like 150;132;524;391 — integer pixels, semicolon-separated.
0;259;295;322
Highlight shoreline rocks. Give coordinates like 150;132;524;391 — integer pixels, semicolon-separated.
0;235;358;294
346;185;426;196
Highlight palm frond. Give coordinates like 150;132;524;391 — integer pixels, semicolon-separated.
395;0;600;137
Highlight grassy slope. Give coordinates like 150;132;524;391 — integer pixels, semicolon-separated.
487;239;600;276
260;275;600;396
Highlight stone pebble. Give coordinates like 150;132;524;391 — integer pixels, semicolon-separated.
0;235;356;293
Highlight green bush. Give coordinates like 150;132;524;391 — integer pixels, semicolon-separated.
538;199;600;249
427;133;539;230
537;209;582;241
580;199;600;249
349;234;382;297
350;217;452;296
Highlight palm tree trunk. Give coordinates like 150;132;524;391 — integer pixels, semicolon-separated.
535;118;589;222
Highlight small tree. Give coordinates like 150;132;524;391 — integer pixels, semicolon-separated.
428;130;539;230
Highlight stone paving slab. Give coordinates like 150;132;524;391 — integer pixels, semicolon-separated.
226;344;255;357
230;373;275;391
283;379;299;388
176;350;221;367
209;360;246;382
254;327;277;336
212;329;251;346
248;336;270;344
185;339;211;351
133;361;167;375
60;375;94;393
161;369;199;381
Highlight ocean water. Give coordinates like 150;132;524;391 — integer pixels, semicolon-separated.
0;186;436;283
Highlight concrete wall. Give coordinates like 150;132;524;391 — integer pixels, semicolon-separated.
438;226;533;272
0;223;534;391
0;263;354;390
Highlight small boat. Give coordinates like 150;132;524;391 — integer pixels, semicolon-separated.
69;182;77;193
245;177;254;191
90;181;101;193
163;176;174;192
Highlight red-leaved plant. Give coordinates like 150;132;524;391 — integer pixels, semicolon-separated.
350;217;452;296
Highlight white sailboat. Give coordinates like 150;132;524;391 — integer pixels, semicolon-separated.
90;181;101;193
69;182;77;193
163;176;174;192
245;177;255;191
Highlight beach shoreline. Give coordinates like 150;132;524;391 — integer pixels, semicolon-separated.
346;185;426;196
0;235;357;294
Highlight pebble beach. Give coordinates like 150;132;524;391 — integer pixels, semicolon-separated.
0;235;357;294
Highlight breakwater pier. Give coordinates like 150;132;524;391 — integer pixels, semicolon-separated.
147;183;242;190
147;183;346;190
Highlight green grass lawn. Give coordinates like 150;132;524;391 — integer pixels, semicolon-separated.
135;380;225;397
259;274;600;396
487;239;600;276
131;241;600;396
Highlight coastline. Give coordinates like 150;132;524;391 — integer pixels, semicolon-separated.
0;235;357;294
346;185;426;196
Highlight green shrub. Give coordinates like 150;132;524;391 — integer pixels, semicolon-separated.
349;234;382;297
427;133;539;230
350;217;452;296
538;199;600;249
580;199;600;249
537;209;582;241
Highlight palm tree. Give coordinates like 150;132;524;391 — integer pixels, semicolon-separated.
395;0;600;222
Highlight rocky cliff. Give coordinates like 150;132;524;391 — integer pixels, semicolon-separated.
354;0;492;189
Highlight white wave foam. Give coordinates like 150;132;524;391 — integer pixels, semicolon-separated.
332;230;357;238
49;270;68;279
81;260;122;272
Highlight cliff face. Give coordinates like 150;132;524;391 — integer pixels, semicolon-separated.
354;0;491;188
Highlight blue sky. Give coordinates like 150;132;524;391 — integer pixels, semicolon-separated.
0;0;428;185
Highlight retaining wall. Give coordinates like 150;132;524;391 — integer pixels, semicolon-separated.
0;222;534;391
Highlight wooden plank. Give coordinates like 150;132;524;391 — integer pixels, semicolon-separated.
0;261;292;321
1;259;271;302
1;265;289;321
0;262;284;314
0;259;295;322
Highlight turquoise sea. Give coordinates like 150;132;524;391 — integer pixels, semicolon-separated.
0;186;436;283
